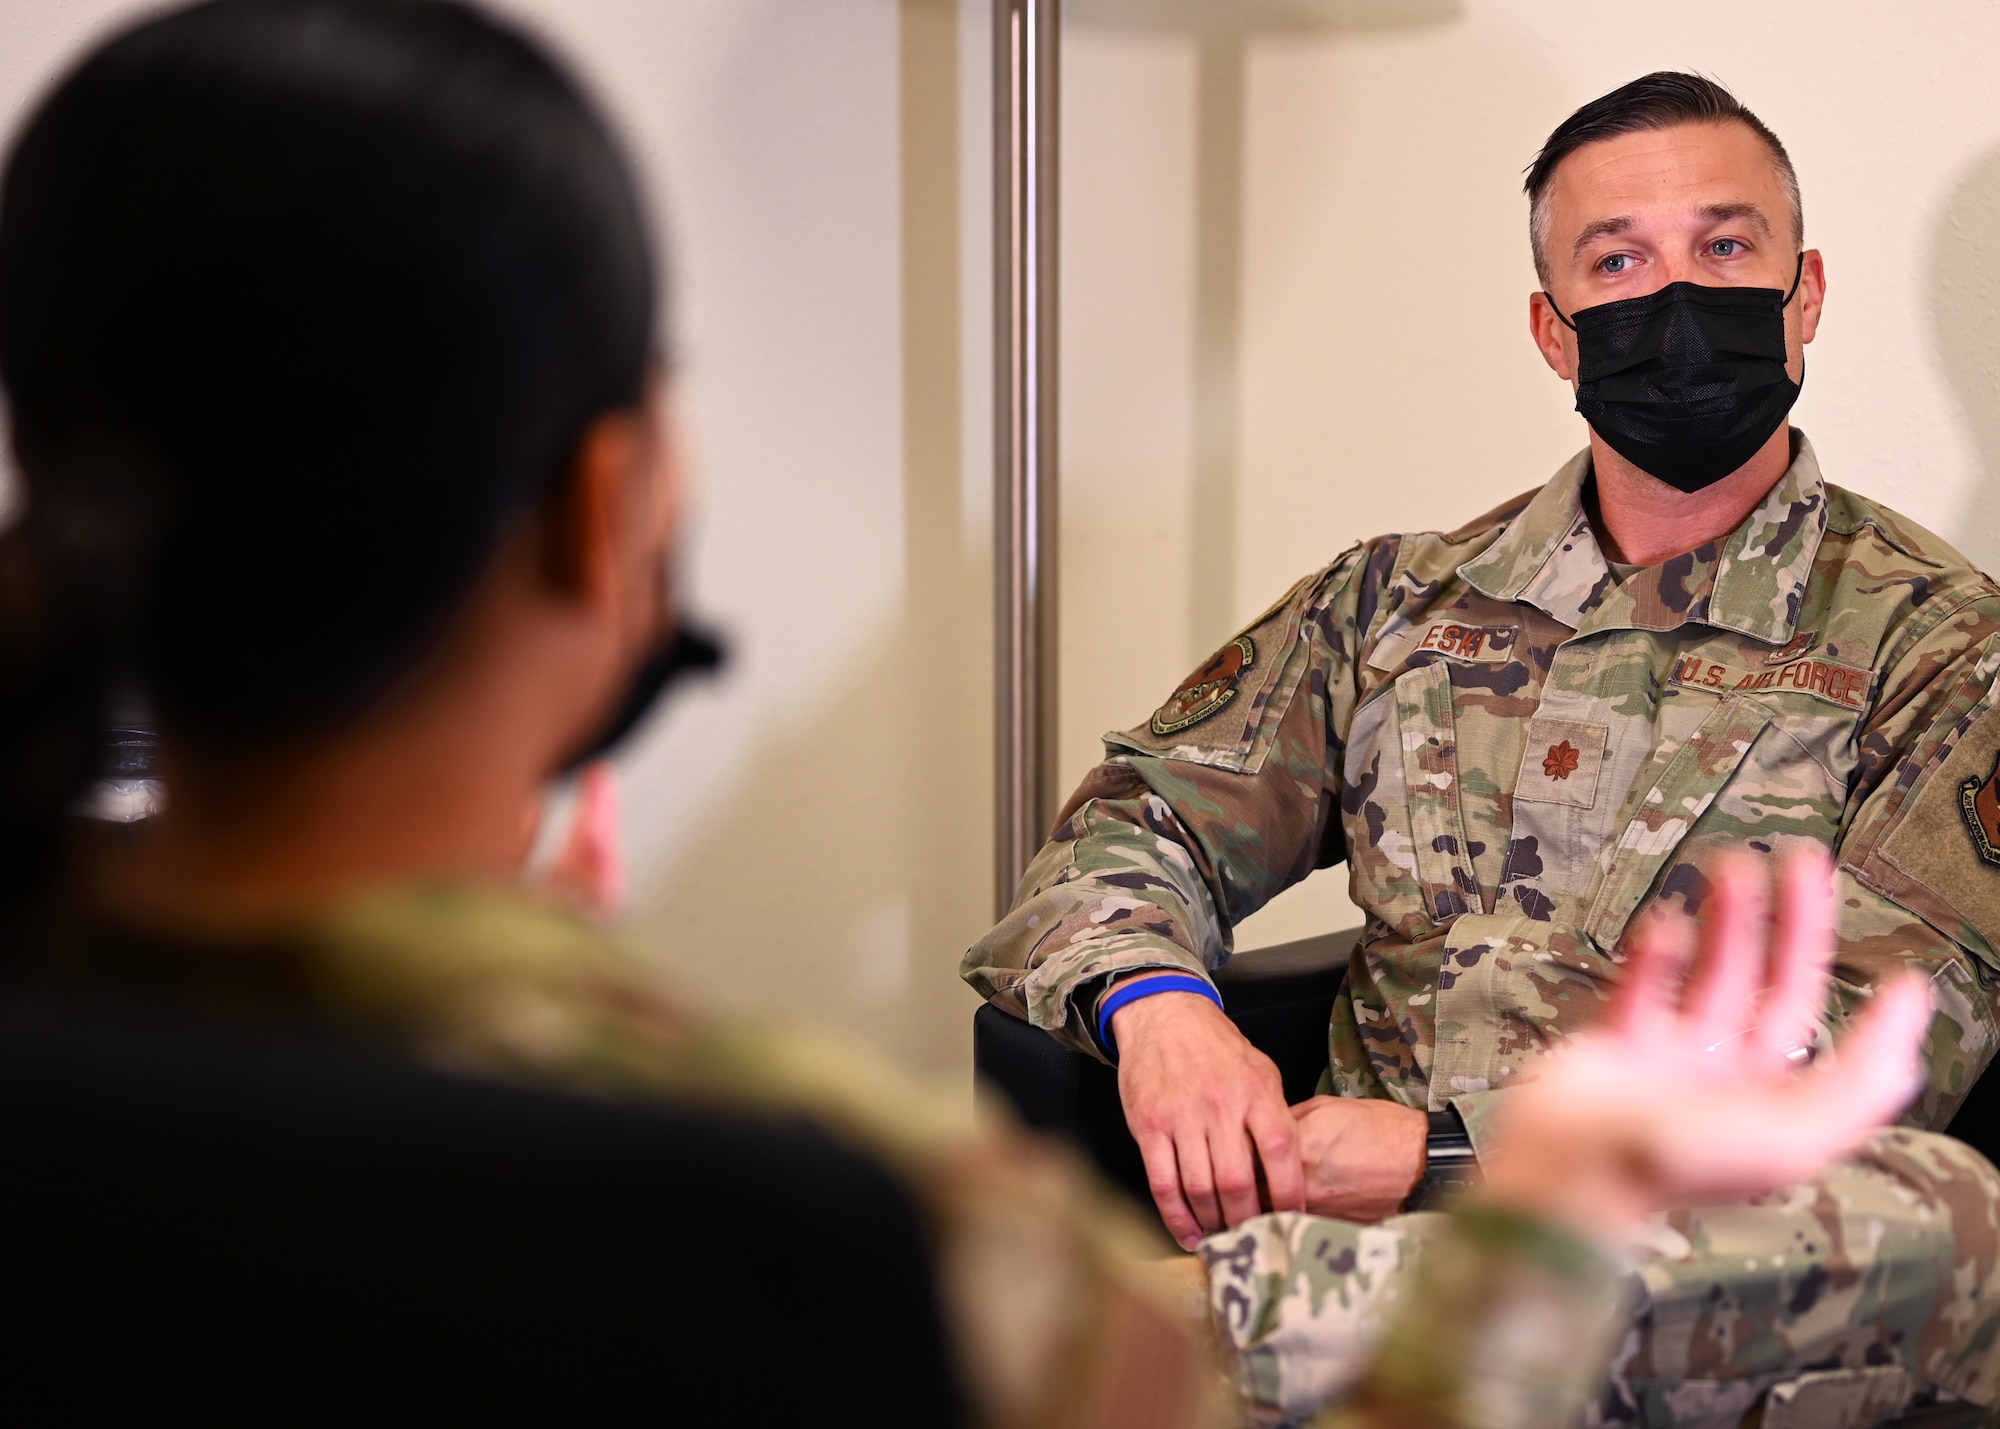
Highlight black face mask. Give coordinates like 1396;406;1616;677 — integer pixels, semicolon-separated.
1546;253;1804;493
557;621;726;774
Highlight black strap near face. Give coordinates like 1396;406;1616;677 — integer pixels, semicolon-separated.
1543;250;1806;332
1778;248;1807;306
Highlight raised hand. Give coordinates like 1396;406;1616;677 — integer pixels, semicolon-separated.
1481;850;1931;1238
527;763;626;921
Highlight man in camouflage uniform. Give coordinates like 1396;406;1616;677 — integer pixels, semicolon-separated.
964;72;2000;1426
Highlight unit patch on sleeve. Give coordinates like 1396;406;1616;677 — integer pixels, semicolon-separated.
1151;636;1256;736
1961;751;2000;867
1865;705;2000;964
1668;652;1873;712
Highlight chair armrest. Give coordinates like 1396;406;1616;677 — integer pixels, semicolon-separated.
1947;1060;2000;1167
972;1001;1086;1134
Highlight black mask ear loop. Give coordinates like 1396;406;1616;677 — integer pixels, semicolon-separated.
1541;251;1805;331
1779;249;1806;307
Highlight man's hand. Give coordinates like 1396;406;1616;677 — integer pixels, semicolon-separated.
1111;986;1304;1250
1288;1095;1427;1223
1483;851;1931;1239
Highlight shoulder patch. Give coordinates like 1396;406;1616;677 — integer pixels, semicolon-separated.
1151;636;1255;736
1865;704;2000;971
1109;555;1356;771
1961;752;2000;867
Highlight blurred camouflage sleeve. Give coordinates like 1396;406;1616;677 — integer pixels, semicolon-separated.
310;888;1239;1429
1308;1205;1625;1429
961;547;1374;1056
1839;600;2000;1128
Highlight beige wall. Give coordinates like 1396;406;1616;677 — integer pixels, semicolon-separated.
6;1;2000;1090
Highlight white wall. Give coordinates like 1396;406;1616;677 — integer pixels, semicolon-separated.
4;1;1999;1089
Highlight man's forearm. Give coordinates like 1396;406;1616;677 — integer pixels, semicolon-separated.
960;774;1229;1057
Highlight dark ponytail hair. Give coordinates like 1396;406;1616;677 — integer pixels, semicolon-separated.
0;0;660;904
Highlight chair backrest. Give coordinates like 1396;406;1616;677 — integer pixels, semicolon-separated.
0;993;963;1422
1948;1057;2000;1167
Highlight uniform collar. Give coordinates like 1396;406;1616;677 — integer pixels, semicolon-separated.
1459;430;1827;646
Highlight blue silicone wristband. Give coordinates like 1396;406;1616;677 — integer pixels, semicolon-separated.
1096;972;1224;1061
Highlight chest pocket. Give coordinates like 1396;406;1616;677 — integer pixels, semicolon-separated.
1392;662;1485;921
1502;714;1615;906
1581;694;1774;945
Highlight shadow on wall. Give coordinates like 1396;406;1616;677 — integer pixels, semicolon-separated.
1934;146;2000;577
1069;0;1463;661
629;0;988;1082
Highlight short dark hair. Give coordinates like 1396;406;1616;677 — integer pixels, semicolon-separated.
1523;71;1801;285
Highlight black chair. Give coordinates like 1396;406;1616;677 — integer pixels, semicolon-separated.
973;929;1357;1210
1948;1052;2000;1166
0;992;964;1422
974;927;2000;1213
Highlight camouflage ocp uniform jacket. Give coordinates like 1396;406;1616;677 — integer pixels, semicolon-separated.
61;881;1638;1429
964;432;2000;1153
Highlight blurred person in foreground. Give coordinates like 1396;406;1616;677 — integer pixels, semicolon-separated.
0;6;1960;1425
966;71;2000;1426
